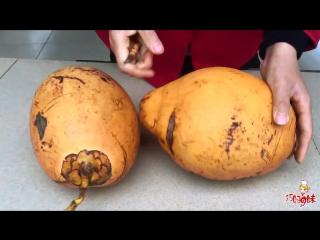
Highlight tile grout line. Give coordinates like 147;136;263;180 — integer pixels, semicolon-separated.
299;63;305;70
312;138;320;156
36;30;54;59
0;59;19;80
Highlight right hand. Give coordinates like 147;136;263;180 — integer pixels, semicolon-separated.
109;30;164;78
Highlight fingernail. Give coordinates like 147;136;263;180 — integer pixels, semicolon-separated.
153;43;164;53
275;112;289;125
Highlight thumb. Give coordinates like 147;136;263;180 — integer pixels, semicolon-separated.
270;82;291;126
138;30;164;55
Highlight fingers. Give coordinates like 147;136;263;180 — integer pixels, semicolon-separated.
268;77;312;163
286;133;297;160
260;45;312;164
135;50;154;71
269;80;292;126
138;30;164;55
291;92;313;163
125;50;155;78
109;30;161;79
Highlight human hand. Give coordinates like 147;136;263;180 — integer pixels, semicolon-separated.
260;42;312;163
109;30;164;78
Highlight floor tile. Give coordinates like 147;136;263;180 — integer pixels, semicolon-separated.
47;30;103;44
0;44;45;59
303;72;320;151
0;58;17;78
298;63;304;70
0;62;319;210
37;43;110;61
299;48;320;70
0;30;52;44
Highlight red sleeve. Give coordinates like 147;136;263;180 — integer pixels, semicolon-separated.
303;30;320;51
95;30;111;49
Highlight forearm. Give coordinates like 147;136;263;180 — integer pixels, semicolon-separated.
259;30;311;60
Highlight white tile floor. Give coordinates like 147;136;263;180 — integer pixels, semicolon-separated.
0;30;111;62
0;30;319;70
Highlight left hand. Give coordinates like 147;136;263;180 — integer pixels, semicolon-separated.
260;42;313;164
